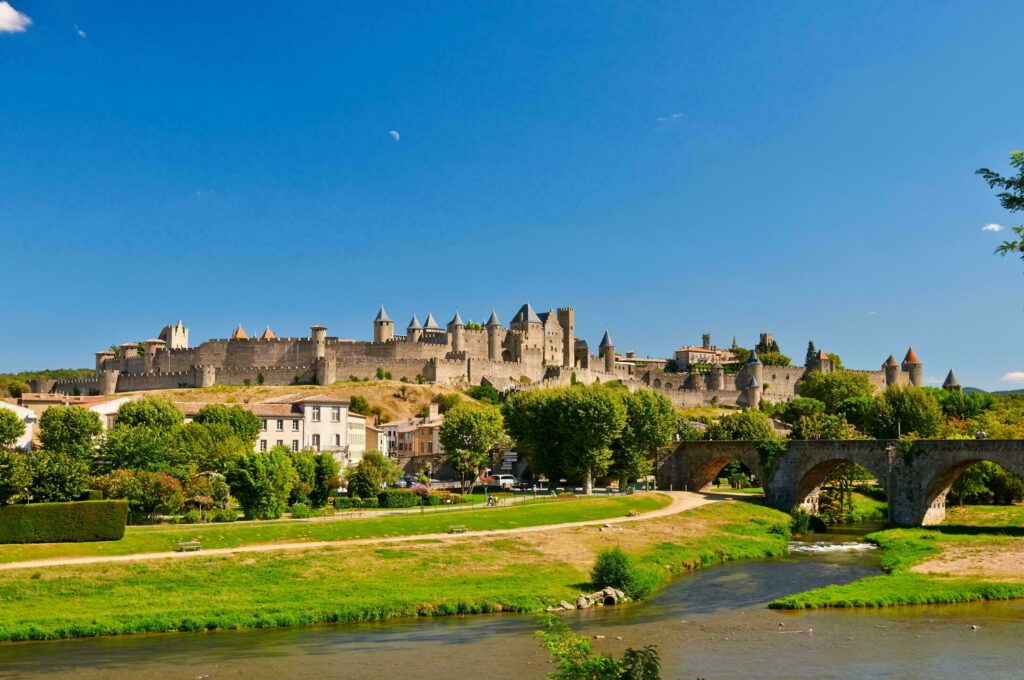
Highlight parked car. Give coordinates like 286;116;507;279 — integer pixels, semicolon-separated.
492;474;518;489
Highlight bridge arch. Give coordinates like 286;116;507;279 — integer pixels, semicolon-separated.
789;456;889;517
657;441;766;493
917;451;1024;525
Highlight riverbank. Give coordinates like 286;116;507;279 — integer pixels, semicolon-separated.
0;498;788;642
771;504;1024;609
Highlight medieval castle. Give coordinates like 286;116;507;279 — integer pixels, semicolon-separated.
32;304;946;408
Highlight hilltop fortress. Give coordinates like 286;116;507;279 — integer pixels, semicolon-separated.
33;304;940;408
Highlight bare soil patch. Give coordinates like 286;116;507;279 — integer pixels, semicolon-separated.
912;543;1024;582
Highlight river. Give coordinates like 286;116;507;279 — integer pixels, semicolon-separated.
2;522;1023;679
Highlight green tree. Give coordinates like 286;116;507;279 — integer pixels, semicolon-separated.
38;406;102;458
551;387;626;494
6;380;29;399
790;412;858;440
826;353;844;370
345;450;400;499
929;388;996;421
175;421;250;473
707;409;775;441
867;386;944;439
612;390;676;487
503;389;563;480
439;403;508;493
26;450;90;502
285;447;316;504
349;395;371;416
310;452;341;508
0;450;31;504
977;151;1024;267
193;404;261;444
0;409;26;449
797;371;874;412
805;341;817;366
776;397;826;426
465;384;501;405
836;396;875;432
759;352;791;367
431;393;462;414
538;615;662;680
226;448;297;519
115;397;184;430
93;470;184;521
97;425;186;477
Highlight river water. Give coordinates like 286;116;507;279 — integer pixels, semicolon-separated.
3;523;1023;679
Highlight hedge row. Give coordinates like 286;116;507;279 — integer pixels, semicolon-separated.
333;497;379;509
377;489;418;508
0;500;129;543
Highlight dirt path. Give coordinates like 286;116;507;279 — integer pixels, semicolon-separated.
0;492;728;572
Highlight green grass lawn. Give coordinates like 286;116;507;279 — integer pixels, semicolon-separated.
0;500;788;642
771;504;1024;609
0;494;669;564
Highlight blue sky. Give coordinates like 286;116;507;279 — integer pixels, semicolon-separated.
1;1;1022;389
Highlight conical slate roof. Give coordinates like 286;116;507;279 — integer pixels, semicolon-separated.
883;355;899;368
260;326;277;340
485;310;502;327
407;315;423;330
232;324;248;340
449;311;464;326
745;375;760;388
943;369;961;389
903;347;921;365
599;330;615;349
424;313;442;331
746;349;762;365
512;303;542;325
374;305;392;323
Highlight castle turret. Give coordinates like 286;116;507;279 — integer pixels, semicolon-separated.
883;355;900;387
95;350;115;371
311;325;327;359
424;313;443;335
142;338;166;372
98;369;120;395
743;375;761;409
942;369;961;392
193;365;216;389
708;361;725;391
448;311;465;354
557;307;575;368
232;324;248;340
702;333;712;350
902;347;923;387
810;348;833;374
373;306;394;343
744;349;763;388
599;330;616;374
485;310;502;361
407;316;423;343
260;326;277;340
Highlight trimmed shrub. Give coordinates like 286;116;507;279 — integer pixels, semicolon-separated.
212;508;239;523
181;509;203;524
0;500;128;543
377;489;417;508
289;503;312;518
590;547;662;599
425;493;442;506
357;497;378;509
333;496;353;509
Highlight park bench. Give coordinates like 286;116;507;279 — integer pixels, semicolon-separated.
447;525;467;534
177;540;202;552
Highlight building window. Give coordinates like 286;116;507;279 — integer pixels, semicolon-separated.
276;419;284;431
292;440;299;451
312;406;321;422
312;434;320;451
261;419;268;431
335;434;341;446
292;420;299;431
332;407;341;422
276;440;283;447
259;439;267;452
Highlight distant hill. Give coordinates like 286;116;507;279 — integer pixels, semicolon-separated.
964;387;1024;396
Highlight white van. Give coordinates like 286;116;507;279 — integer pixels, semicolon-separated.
492;474;518;488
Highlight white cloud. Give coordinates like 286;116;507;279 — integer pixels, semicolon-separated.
388;130;400;141
868;311;877;316
75;24;86;39
0;2;31;33
924;376;942;385
656;112;685;122
981;223;1004;232
1000;371;1024;382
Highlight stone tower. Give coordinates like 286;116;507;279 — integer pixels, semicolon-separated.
557;308;575;368
708;361;725;391
159;320;189;349
809;349;833;374
902;348;923;387
744;349;764;387
702;333;712;350
743;375;761;409
143;338;166;372
407;316;423;343
883;355;900;387
448;311;465;354
373;306;394;343
485;310;502;361
98;369;120;395
759;332;775;350
942;369;961;392
599;330;616;373
312;325;336;386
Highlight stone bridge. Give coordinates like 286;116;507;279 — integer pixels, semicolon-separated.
655;439;1024;526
